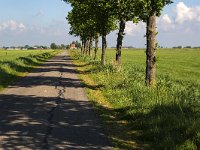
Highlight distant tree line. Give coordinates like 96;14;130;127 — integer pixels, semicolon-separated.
50;41;82;50
1;41;82;51
172;46;200;49
1;45;49;50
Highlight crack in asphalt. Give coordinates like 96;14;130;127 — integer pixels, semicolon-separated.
0;52;112;149
42;64;65;149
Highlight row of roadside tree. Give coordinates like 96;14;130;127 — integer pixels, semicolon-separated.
64;0;173;86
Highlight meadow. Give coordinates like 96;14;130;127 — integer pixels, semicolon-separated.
70;48;200;150
0;49;59;90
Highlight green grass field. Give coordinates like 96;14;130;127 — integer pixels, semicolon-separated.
70;48;200;150
0;49;59;90
105;49;200;84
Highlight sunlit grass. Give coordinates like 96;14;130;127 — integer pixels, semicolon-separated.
70;48;200;150
0;49;60;91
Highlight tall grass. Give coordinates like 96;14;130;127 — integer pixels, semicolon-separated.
70;49;200;149
0;50;59;90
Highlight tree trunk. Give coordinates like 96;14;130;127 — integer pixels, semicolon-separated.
94;34;99;61
116;18;126;65
101;32;106;65
86;39;89;55
83;40;86;55
146;11;157;86
89;37;93;56
88;38;91;56
81;40;84;56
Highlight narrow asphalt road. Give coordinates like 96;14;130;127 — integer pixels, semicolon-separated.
0;51;112;150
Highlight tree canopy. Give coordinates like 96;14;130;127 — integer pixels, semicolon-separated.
64;0;173;86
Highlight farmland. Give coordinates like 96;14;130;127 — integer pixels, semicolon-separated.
70;48;200;149
107;48;200;84
0;50;59;90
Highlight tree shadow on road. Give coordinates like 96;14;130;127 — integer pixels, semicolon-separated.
0;94;111;149
0;53;110;149
0;53;100;91
6;60;104;90
0;52;56;90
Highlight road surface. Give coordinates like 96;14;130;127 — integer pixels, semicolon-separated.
0;51;112;150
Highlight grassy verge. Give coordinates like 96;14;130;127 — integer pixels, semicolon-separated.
0;50;60;91
69;49;200;150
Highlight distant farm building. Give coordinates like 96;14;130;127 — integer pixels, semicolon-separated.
70;44;77;49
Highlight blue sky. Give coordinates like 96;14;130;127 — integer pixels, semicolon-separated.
0;0;200;47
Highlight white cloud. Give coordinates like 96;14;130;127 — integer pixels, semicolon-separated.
158;14;175;32
175;2;200;24
156;2;200;33
0;20;26;32
124;15;174;36
124;2;200;35
2;22;8;29
1;2;200;48
9;20;17;30
162;14;172;24
125;21;134;35
18;23;26;32
125;21;145;36
121;2;200;47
